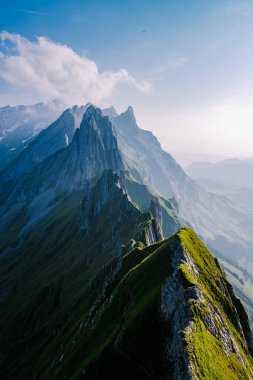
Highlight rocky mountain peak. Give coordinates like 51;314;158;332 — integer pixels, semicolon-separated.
82;104;102;121
31;106;124;192
111;105;138;130
63;103;92;127
125;105;137;124
126;105;134;114
71;106;122;168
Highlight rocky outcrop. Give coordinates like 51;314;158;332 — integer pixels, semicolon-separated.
81;169;164;249
82;170;127;230
144;218;164;245
149;196;163;228
160;238;199;380
160;229;253;380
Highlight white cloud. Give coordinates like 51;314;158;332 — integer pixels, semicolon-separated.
0;31;152;107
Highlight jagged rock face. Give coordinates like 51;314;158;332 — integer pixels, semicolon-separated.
144;218;164;245
82;171;165;245
160;229;253;380
3;106;124;196
82;169;164;250
0;103;117;183
62;106;124;189
149;196;163;228
82;170;127;230
124;178;181;238
36;106;125;194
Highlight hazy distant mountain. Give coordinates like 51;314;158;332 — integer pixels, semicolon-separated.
101;106;118;117
186;159;253;188
173;152;229;167
0;102;61;170
186;159;253;211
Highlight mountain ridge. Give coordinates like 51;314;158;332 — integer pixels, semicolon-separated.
1;103;253;270
0;103;252;379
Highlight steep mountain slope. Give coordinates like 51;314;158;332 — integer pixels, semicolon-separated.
0;170;162;380
1;167;252;379
219;256;253;327
79;228;253;380
0;102;59;170
125;177;181;237
0;106;124;249
111;107;253;269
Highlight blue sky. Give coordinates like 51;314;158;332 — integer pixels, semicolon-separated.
1;0;253;161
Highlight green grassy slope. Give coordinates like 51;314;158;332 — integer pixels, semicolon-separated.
55;228;253;380
0;187;154;380
219;258;253;327
179;229;253;380
1;191;252;379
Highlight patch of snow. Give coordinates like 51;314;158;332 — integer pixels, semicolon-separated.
65;132;69;146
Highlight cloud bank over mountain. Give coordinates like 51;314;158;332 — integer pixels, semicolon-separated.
0;31;151;107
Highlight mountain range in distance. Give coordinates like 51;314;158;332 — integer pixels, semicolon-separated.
0;103;253;379
186;159;253;212
0;102;62;171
